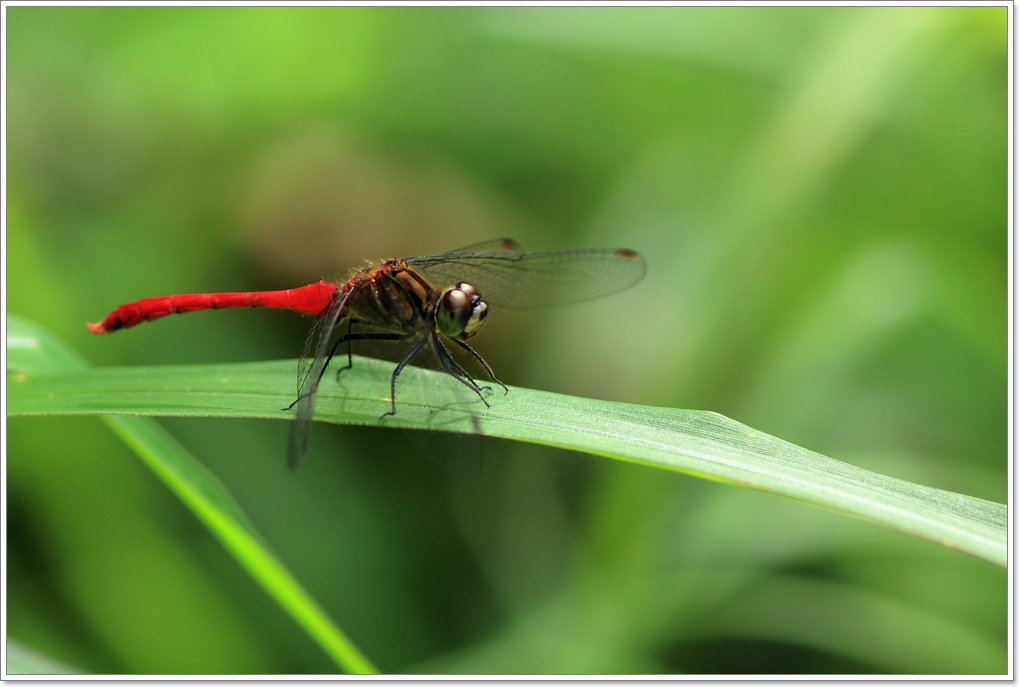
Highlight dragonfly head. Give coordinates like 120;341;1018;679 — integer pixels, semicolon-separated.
436;282;489;339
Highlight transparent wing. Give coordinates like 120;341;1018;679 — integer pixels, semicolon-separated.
288;287;354;470
406;243;646;308
441;238;525;254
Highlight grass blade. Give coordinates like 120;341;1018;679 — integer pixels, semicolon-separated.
8;314;1007;568
6;314;378;674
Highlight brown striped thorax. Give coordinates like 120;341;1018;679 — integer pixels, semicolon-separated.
344;258;489;341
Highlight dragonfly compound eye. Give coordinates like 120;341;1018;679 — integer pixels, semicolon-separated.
437;282;488;339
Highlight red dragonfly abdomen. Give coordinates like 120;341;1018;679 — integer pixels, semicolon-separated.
86;280;338;334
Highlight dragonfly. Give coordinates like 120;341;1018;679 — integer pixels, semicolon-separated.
87;239;647;468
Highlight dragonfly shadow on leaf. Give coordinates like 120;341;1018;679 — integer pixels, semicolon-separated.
402;413;486;481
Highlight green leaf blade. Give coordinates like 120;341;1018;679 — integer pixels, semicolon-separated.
8;313;1006;568
7;314;378;674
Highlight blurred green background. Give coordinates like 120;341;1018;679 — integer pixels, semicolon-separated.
6;6;1007;675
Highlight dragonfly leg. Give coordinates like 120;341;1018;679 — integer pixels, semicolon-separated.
336;319;355;379
433;336;481;388
333;318;379;380
430;336;491;408
449;337;508;396
381;335;429;419
283;328;409;411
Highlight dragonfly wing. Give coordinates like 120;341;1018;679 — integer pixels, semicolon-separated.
407;246;646;308
436;238;524;255
288;286;354;470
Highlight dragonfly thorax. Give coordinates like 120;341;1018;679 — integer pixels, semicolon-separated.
436;282;488;339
